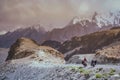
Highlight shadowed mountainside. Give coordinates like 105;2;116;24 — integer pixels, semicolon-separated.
0;25;46;48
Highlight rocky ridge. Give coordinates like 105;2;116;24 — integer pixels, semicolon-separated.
60;27;120;61
6;37;65;64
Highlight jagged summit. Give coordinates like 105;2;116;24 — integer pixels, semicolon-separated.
27;24;46;32
70;11;120;28
69;16;92;26
95;11;120;27
69;17;81;25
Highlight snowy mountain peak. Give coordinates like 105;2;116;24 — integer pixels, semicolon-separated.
72;17;81;24
29;24;44;30
9;24;46;33
95;11;120;28
0;31;7;35
71;17;91;25
70;11;120;28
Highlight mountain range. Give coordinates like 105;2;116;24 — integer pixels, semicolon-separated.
0;11;120;48
0;27;120;80
0;24;46;48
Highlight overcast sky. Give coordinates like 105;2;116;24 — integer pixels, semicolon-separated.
0;0;120;32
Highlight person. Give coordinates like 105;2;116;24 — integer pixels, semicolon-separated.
91;58;97;67
91;60;95;67
94;60;97;65
84;57;87;62
82;57;87;67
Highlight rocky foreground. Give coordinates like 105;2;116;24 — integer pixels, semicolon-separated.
0;37;120;80
0;60;120;80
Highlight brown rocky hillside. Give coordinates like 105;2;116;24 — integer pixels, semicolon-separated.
6;37;65;64
6;37;40;60
95;44;120;63
61;28;120;60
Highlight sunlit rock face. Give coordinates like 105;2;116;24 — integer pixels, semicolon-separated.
6;37;39;60
95;44;120;63
6;37;65;64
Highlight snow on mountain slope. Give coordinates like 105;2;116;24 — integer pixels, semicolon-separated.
45;19;99;42
95;11;120;27
0;31;7;35
45;11;120;42
71;11;120;28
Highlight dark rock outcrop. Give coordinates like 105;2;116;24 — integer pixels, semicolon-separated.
41;40;62;50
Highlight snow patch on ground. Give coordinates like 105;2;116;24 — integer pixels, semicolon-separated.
37;50;47;57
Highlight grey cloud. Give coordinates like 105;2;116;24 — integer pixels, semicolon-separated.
0;0;120;31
